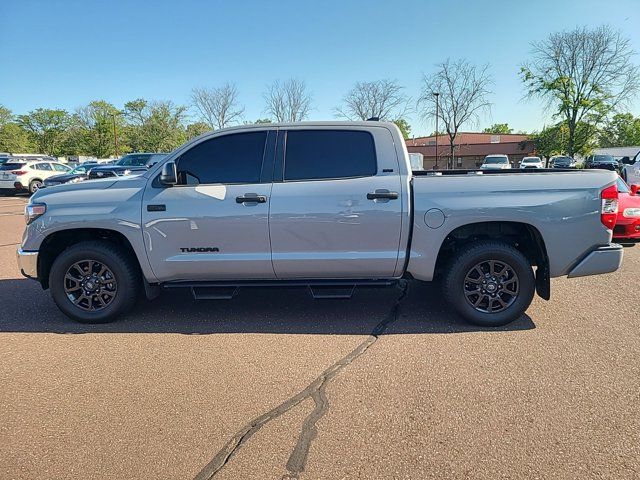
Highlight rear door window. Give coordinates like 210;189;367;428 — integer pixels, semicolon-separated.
35;163;52;171
283;130;377;181
177;131;267;185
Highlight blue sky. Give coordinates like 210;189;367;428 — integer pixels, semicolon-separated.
1;0;639;136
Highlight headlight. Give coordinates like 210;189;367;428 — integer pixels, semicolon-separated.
67;176;85;184
25;203;46;225
623;208;640;218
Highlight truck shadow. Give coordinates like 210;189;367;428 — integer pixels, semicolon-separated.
0;278;535;335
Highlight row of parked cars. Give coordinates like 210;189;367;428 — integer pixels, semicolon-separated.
478;154;577;170
0;153;167;194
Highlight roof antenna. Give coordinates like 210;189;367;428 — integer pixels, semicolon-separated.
367;116;380;121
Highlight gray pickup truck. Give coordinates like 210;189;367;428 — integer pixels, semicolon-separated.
18;121;623;327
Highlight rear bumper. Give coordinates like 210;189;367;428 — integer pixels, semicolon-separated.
16;248;38;280
567;244;623;278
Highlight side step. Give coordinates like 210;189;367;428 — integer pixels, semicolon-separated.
163;279;396;301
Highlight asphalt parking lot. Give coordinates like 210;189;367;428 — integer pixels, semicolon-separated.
0;195;638;480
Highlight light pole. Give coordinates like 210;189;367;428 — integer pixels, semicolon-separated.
111;113;120;158
433;92;440;170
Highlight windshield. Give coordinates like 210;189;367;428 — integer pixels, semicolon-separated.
594;155;614;162
484;157;508;164
116;153;166;167
71;165;89;174
117;154;153;166
554;156;572;162
522;158;540;163
0;163;26;171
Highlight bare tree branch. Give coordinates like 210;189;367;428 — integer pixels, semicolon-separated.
418;59;493;168
335;79;410;121
520;25;639;156
263;79;312;122
191;83;245;130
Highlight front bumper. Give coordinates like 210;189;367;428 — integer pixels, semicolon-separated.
567;244;623;278
16;248;38;279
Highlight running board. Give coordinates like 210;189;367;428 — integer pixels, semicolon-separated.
162;279;397;301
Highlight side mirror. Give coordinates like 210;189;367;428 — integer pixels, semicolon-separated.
631;185;639;196
160;162;177;186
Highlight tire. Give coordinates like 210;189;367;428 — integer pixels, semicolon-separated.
49;241;140;323
442;241;535;327
29;179;42;194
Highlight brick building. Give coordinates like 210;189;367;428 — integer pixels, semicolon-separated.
406;132;536;170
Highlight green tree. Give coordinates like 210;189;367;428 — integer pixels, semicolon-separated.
521;25;639;156
17;108;72;155
69;100;124;158
0;105;35;153
598;113;640;147
393;119;411;139
185;122;210;140
0;105;13;126
124;99;187;152
532;121;597;158
0;122;35;153
482;123;512;134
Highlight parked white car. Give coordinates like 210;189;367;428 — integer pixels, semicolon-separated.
520;156;544;169
621;151;640;186
480;154;511;170
0;160;72;194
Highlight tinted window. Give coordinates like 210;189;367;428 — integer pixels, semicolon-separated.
177;131;267;185
0;163;25;171
484;156;508;164
284;130;376;181
118;154;154;166
52;163;70;171
35;163;52;171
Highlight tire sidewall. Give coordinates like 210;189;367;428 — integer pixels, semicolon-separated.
448;245;535;327
29;180;42;194
49;245;132;323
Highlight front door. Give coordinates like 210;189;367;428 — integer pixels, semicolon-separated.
142;129;276;282
269;128;404;279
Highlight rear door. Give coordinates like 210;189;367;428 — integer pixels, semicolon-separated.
142;129;276;282
269;127;404;279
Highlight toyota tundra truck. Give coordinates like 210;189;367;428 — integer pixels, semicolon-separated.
17;121;624;327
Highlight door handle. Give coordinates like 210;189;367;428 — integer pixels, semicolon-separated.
367;190;399;200
236;193;267;204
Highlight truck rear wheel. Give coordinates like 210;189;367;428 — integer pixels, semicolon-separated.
443;241;535;327
49;241;139;323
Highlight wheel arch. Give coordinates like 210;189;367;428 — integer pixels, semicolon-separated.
38;228;142;290
433;221;550;300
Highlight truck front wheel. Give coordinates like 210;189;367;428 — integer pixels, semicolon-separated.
49;241;139;323
443;241;535;327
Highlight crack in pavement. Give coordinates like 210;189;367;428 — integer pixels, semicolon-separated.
193;280;408;480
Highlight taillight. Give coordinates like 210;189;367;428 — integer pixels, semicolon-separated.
11;170;27;175
600;184;619;230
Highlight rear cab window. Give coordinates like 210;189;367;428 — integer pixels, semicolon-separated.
283;130;377;181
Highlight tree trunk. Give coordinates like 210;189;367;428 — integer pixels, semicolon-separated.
449;134;456;169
